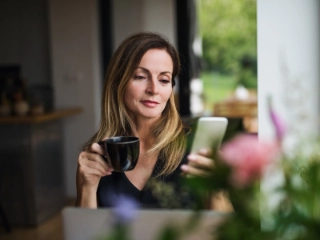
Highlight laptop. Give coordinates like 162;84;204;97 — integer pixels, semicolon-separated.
62;207;226;240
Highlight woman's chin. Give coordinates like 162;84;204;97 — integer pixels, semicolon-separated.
137;113;162;121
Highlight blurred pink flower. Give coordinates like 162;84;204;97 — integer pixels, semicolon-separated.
220;134;278;188
270;109;287;142
268;96;287;142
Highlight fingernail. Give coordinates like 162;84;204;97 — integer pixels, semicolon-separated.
181;164;188;171
187;154;196;161
199;148;209;155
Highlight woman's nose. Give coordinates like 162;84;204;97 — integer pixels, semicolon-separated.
146;79;159;95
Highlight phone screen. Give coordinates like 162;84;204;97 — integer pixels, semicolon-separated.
190;117;228;154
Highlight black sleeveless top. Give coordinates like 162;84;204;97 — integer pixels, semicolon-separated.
97;155;195;209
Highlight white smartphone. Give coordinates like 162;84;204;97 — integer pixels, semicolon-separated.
190;117;228;154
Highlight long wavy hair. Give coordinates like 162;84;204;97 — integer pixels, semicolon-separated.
84;32;187;177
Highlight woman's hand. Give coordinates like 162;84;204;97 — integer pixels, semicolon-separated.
180;149;233;211
75;142;113;208
180;148;214;177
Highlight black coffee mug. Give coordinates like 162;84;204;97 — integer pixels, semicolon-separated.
98;136;140;172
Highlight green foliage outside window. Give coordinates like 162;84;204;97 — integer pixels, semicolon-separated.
198;0;257;89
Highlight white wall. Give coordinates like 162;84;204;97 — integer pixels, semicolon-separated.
48;0;102;197
112;0;176;49
258;0;320;216
142;0;176;46
112;0;178;99
258;0;320;146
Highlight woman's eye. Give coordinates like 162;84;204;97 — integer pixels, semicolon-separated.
133;75;146;80
160;79;170;84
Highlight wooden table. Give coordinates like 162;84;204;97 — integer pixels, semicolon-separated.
213;97;258;134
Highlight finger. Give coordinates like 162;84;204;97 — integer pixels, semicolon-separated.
79;151;113;172
96;137;109;148
79;157;112;176
85;144;111;170
89;143;105;156
198;148;213;157
86;159;113;175
79;163;112;177
188;154;214;170
180;164;211;177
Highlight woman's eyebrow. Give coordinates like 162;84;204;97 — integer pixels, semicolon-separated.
136;67;149;74
137;67;172;76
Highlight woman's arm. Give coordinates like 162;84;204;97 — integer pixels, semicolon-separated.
210;191;233;212
75;143;113;208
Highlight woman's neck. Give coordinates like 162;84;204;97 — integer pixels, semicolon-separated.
134;126;154;151
131;116;158;149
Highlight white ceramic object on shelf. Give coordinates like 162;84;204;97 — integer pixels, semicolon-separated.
13;100;30;116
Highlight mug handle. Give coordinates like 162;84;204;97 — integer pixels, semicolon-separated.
97;141;108;160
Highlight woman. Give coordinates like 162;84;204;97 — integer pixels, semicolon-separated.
75;32;215;209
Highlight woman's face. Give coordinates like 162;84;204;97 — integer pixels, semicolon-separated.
124;49;173;122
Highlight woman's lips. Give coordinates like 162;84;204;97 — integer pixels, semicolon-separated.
141;100;159;108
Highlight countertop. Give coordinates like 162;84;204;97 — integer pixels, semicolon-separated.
0;107;82;124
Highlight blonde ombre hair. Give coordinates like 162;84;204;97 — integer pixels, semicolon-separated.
85;32;187;177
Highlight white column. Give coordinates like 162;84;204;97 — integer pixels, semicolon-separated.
258;0;320;146
258;0;320;222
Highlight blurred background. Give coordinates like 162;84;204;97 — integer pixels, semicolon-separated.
0;0;319;238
